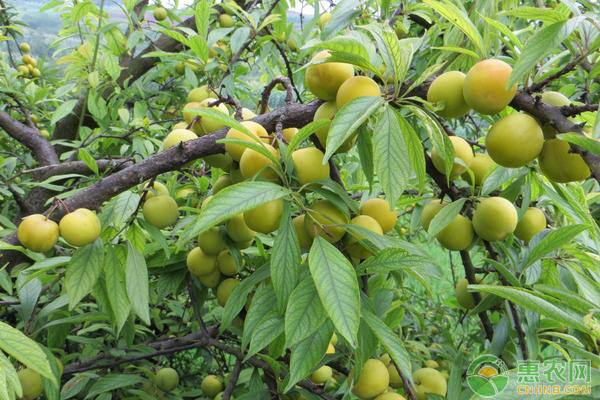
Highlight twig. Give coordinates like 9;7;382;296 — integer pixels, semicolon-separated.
527;54;586;93
222;359;242;400
259;77;295;114
209;96;243;121
459;250;495;342
393;361;417;400
560;103;598;117
265;28;303;102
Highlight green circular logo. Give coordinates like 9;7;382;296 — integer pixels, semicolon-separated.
466;354;510;398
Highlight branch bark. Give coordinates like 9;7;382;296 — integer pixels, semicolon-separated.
0;111;58;165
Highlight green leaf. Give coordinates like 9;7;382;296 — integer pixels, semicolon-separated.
431;46;480;59
396;113;426;191
285;276;327;348
271;202;301;313
85;374;145;398
0;352;20;398
104;246;130;334
502;7;570;24
0;322;56;386
521;224;588;268
362;307;412;385
324;96;384;161
557;133;600;156
195;0;211;39
427;198;466;237
480;15;523;48
284;320;333;393
125;242;150;325
177;182;289;248
311;35;370;61
308;237;360;348
65;240;104;309
245;315;284;361
285;120;329;164
188;35;209;63
78;148;98;175
321;0;361;39
373;105;411;205
356;126;375;188
221;264;270;332
50;99;78;126
508;19;581;89
407;106;454;179
242;285;278;350
423;0;485;56
471;285;592;333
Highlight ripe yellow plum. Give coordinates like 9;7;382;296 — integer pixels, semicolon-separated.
345;215;383;259
163;128;198;149
336;76;381;108
463;59;517;115
305;50;354;101
431;136;474;178
472;197;518;241
243;198;284;234
352;359;389;400
292;147;330;186
187;247;217;277
17;214;59;252
360;198;397;233
225;121;270;161
514;207;546;243
240;143;280;181
59;208;101;247
462;153;496;186
538;139;591;183
435;215;474;251
304;200;349;243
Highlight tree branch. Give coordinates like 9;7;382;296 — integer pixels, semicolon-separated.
0;111;59;165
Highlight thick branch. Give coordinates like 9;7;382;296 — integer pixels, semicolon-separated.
0;111;59;165
20;159;134;177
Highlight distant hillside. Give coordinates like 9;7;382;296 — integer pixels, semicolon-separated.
2;1;306;59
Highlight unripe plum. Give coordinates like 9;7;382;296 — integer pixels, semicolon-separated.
217;278;240;306
472;197;518;241
313;101;355;152
427;71;470;118
345;215;383;259
413;368;447;400
291;147;330;186
226;214;256;242
351;359;389;399
514;207;546;243
204;153;233;171
336;76;381;108
219;14;234;27
292;214;313;249
187;247;217;276
240;143;280;181
201;375;224;397
155;367;179;391
187;85;215;103
243;198;284;234
59;208;101;247
142;195;179;228
197;267;222;288
310;365;333;384
485;113;543;167
213;174;233;194
225;121;270;161
163;128;197;150
198;226;226;255
304;200;349;243
217;249;241;276
463;59;517;115
18;368;42;400
360;198;397;233
305;50;354;101
420;199;445;231
153;7;168;21
435;214;474;251
431;136;474;178
538;139;591;183
17;214;59;252
462;153;496;186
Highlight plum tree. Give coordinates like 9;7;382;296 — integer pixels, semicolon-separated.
142;195;179;228
217;278;240;306
187;246;217;277
59;208;101;247
154;367;179;391
291;147;330;185
514;207;546;243
243;198;284;234
359;198;397;233
413;368;447;400
472;197;518;241
463;59;517;115
431;136;474;178
426;71;470;118
538;139;591;182
305;50;354;101
239;143;280;181
304;200;349;243
485;113;544;167
351;359;389;399
202;375;224;397
17;214;59;252
336;76;381;108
